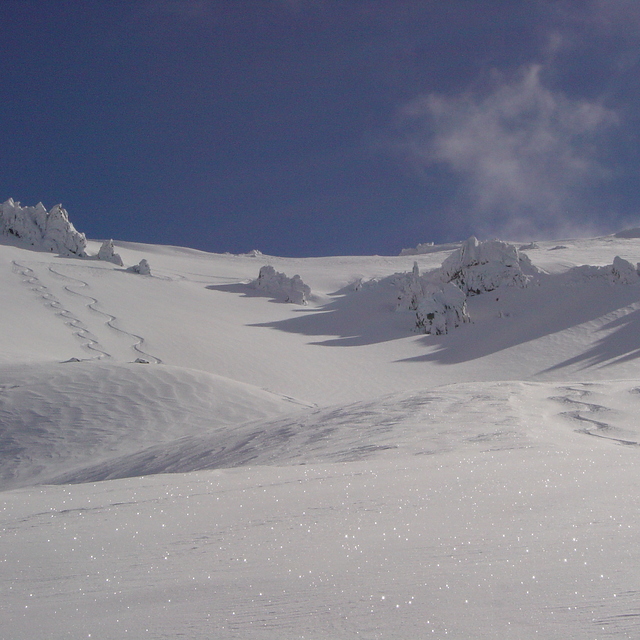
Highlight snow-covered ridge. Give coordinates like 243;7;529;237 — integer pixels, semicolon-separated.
1;198;87;256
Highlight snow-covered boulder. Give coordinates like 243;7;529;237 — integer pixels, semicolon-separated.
392;262;469;334
251;265;311;304
0;198;87;256
440;237;537;295
127;259;151;275
97;239;124;266
415;282;470;335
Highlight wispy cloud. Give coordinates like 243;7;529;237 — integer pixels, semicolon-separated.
393;63;619;240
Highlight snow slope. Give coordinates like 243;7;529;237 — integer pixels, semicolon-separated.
3;224;640;639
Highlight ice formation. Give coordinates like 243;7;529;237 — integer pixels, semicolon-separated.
440;236;537;295
97;239;124;266
0;198;87;256
251;265;311;304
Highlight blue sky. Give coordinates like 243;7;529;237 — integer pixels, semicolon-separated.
2;0;640;256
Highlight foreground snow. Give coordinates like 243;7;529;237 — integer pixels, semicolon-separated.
2;228;640;638
4;419;640;639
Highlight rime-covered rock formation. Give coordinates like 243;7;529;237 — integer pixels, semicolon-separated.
0;198;87;256
393;262;469;335
127;259;151;275
440;237;537;295
415;282;470;335
393;237;537;334
97;239;124;266
565;256;640;285
251;265;311;304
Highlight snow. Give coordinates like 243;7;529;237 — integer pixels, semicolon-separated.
0;198;87;256
439;236;538;295
251;264;312;304
3;207;640;638
97;239;124;266
393;262;469;334
563;255;640;285
127;258;151;275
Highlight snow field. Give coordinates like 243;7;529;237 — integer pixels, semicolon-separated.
3;229;640;638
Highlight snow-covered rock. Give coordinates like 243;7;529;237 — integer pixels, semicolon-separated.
251;265;311;304
566;256;640;285
0;198;87;256
415;282;470;335
610;256;640;284
395;262;430;311
97;239;124;266
127;259;151;275
392;262;469;334
440;237;537;295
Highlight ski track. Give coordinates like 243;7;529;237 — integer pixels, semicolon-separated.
12;260;110;360
47;264;162;364
550;384;640;446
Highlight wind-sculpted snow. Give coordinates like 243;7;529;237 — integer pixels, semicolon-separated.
26;379;640;486
0;361;305;490
1;198;87;256
251;264;311;304
440;236;538;295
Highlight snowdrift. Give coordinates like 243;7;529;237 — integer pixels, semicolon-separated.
0;361;304;490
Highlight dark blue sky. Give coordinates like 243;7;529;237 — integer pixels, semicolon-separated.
2;0;640;256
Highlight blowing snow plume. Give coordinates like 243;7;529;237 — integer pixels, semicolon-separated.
395;64;618;240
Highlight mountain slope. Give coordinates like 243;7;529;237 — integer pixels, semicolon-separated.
3;231;640;639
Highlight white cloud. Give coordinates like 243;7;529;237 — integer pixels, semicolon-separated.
395;64;619;240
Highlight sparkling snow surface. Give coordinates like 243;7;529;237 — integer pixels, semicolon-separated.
2;235;640;639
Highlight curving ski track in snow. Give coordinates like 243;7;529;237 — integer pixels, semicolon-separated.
47;265;163;364
551;385;640;446
12;261;110;359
